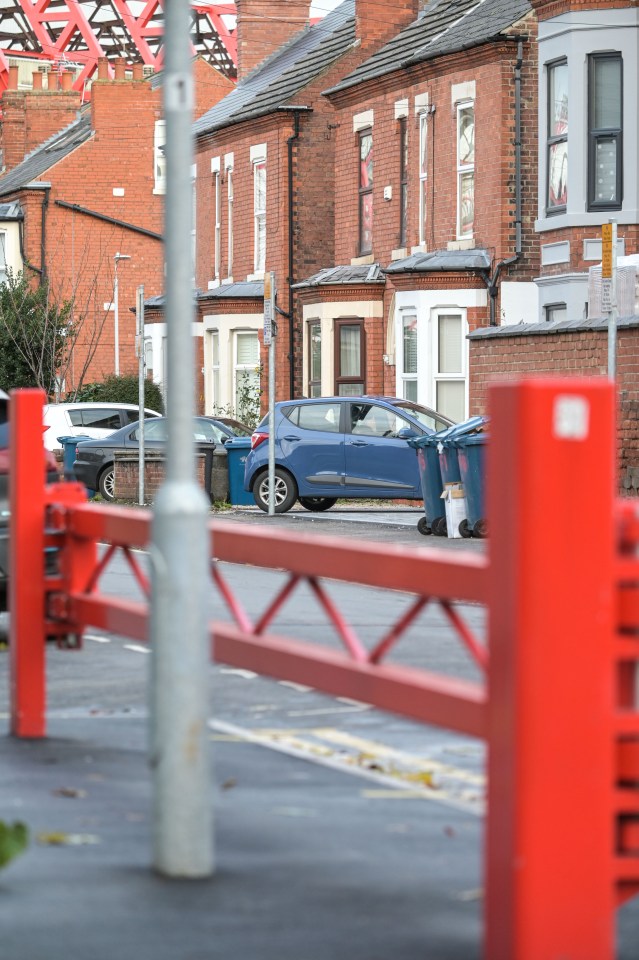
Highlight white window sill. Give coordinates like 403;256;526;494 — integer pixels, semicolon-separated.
247;271;265;282
391;248;408;261
411;244;428;255
152;187;166;196
350;254;374;266
448;239;475;251
207;279;221;290
222;277;233;285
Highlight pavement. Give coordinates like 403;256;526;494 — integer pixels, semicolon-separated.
0;505;636;959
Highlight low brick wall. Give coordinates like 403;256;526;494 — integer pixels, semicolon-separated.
469;324;639;492
113;449;229;504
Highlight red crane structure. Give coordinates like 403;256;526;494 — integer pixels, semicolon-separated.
0;0;237;92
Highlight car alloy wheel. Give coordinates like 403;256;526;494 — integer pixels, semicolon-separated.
254;468;297;513
99;466;115;501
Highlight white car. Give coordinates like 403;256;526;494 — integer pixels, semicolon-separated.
43;402;162;451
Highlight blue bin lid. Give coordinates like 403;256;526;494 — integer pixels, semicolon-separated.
224;436;252;448
453;432;489;447
57;434;92;443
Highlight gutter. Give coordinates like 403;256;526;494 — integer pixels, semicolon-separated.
55;199;163;241
25;181;52;284
486;40;523;325
276;105;312;399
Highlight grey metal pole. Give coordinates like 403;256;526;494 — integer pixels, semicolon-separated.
608;219;618;382
149;0;213;877
114;260;120;377
136;285;146;507
268;335;275;516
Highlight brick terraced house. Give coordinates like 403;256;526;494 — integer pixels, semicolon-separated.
468;0;639;488
0;56;232;396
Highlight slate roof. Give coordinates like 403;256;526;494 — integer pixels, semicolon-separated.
198;282;264;300
0;108;92;198
469;315;639;338
324;0;531;96
194;0;356;138
384;249;491;273
292;263;385;288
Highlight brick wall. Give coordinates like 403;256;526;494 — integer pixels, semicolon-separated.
114;449;229;503
469;326;639;489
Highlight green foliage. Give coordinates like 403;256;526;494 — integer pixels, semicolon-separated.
74;375;164;414
0;271;73;395
0;820;28;869
214;365;262;429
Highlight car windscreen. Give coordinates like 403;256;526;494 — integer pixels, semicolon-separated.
393;401;454;432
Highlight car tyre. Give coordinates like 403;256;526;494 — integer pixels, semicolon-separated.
298;497;337;512
98;465;116;502
253;468;298;513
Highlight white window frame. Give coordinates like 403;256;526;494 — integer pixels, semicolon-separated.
208;330;220;411
153;120;166;194
418;112;428;247
433;310;468;421
399;310;418;402
252;158;266;277
233;330;260;420
191;164;197;281
225;153;234;282
0;232;7;285
456;101;475;240
211;157;221;284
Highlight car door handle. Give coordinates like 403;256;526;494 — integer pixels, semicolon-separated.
348;440;369;446
283;435;300;442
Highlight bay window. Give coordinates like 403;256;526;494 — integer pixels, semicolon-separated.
335;319;365;395
546;60;568;212
434;313;466;422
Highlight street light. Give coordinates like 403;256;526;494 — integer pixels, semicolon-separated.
113;252;131;376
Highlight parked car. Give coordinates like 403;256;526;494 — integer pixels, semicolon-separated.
73;415;249;501
244;396;454;513
0;389;60;612
43;402;163;451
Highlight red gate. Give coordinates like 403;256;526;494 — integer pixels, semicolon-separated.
7;378;639;959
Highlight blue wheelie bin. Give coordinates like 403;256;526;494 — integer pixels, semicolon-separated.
224;437;255;505
57;435;95;497
433;417;488;536
454;432;488;538
408;426;452;536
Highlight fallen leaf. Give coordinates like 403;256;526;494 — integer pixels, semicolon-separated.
0;821;28;869
52;787;87;799
221;778;237;791
37;832;100;846
403;771;439;789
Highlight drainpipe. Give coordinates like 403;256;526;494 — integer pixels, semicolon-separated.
25;181;52;285
277;105;312;398
487;40;523;325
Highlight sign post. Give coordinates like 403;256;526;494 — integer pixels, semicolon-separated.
602;220;617;380
264;272;276;516
136;284;145;507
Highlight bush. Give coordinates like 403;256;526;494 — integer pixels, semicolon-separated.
74;375;164;414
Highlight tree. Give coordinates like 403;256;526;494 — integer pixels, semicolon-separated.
0;271;74;395
75;374;165;414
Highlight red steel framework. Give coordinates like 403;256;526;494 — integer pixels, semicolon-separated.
0;0;237;91
7;378;639;958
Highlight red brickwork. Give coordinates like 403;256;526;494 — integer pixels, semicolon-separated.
469;327;639;488
529;0;635;21
539;225;639;277
235;0;310;80
1;87;82;171
356;0;419;53
0;59;232;398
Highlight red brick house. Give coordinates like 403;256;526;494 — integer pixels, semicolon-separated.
467;0;639;487
0;56;232;397
293;0;538;425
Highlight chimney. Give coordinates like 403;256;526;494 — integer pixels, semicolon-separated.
114;57;126;81
235;0;309;80
32;70;43;90
97;57;109;81
7;65;18;91
356;0;420;52
60;70;73;91
132;62;144;81
0;75;82;171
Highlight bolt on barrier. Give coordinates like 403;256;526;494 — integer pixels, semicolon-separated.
7;380;639;959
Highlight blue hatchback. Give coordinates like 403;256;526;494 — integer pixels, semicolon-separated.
244;396;454;513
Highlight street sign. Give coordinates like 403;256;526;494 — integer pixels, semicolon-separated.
601;277;612;313
601;223;613;279
263;271;275;345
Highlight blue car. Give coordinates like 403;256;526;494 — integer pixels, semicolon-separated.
244;396;454;513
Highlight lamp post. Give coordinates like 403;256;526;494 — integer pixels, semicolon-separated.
113;252;131;376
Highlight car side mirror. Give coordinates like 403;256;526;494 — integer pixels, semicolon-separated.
397;427;418;440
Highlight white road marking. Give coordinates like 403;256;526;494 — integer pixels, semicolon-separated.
278;680;313;693
219;667;258;679
85;635;111;643
209;719;484;815
123;644;150;655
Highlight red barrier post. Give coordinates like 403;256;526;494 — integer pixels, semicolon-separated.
9;389;47;737
485;379;617;958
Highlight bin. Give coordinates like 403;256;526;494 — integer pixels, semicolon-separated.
454;432;488;538
437;416;486;487
409;431;448;535
57;434;95;498
224;437;254;506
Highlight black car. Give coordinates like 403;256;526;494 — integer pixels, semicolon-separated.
73;415;250;501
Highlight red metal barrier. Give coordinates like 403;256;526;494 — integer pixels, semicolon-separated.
7;379;639;958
